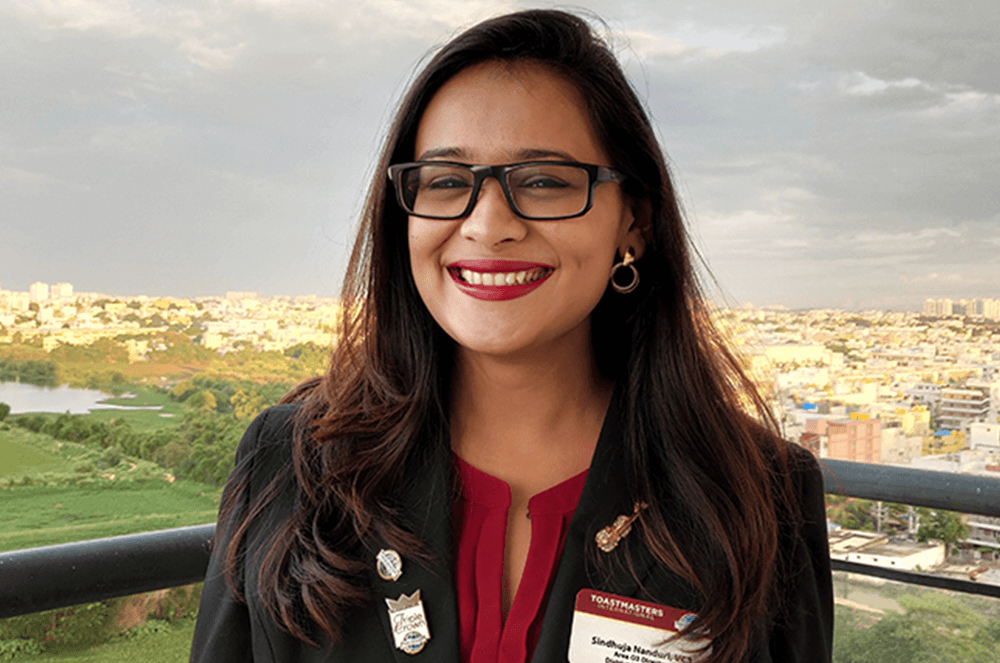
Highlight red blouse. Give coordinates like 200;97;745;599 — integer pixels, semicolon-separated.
452;455;588;663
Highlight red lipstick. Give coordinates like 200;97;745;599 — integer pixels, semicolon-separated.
446;259;553;301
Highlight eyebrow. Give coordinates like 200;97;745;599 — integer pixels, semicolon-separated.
415;147;579;162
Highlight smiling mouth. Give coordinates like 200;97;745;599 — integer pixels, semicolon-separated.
451;267;553;286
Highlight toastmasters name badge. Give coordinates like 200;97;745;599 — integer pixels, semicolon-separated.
385;590;431;655
568;589;710;663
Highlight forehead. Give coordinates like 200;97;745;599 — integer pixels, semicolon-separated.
414;61;608;165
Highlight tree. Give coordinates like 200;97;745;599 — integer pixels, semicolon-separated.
834;592;1000;662
0;402;10;422
188;390;218;412
230;388;265;421
916;508;968;554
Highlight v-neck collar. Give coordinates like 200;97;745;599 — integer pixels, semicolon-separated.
361;386;674;663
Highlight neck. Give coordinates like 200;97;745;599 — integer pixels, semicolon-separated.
449;323;612;487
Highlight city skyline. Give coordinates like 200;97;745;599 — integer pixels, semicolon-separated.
3;0;998;310
8;277;1000;317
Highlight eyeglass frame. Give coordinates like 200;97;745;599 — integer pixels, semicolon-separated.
386;160;627;221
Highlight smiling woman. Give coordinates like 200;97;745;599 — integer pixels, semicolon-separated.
408;61;640;359
190;10;832;663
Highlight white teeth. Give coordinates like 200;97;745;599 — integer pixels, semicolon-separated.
456;268;550;285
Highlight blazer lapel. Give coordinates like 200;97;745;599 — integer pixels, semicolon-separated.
532;389;707;662
364;437;461;663
531;390;659;662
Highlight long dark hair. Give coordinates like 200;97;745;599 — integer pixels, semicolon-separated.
218;10;798;662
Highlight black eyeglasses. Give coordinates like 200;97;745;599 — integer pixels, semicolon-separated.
387;161;626;220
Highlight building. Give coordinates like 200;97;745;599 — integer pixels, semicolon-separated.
804;416;882;462
50;282;73;299
966;516;1000;554
828;529;946;571
938;386;991;431
905;382;942;408
969;422;1000;452
29;282;49;302
880;425;923;464
984;298;1000;321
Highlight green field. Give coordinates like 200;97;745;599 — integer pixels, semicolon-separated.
82;388;186;432
0;424;220;552
0;422;210;661
0;429;76;477
8;621;195;663
0;482;218;552
0;427;90;479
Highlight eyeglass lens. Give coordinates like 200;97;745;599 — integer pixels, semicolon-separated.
400;164;591;219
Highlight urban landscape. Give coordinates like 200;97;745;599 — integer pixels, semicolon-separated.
2;282;999;660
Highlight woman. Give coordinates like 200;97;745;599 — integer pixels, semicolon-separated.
190;9;832;663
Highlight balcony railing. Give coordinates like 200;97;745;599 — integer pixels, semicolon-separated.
2;459;999;619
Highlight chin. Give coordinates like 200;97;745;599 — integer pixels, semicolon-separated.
448;330;536;358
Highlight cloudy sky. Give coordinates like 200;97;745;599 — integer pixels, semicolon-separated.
2;0;997;310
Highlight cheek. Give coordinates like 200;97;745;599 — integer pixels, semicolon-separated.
408;220;457;293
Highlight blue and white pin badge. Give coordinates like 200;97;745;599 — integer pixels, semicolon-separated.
376;548;403;581
385;590;431;655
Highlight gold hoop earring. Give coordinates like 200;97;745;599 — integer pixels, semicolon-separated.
610;248;639;294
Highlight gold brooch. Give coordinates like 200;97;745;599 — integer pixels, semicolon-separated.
595;502;648;552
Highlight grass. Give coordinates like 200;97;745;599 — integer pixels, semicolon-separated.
0;427;86;479
0;481;219;552
82;406;184;432
0;428;76;476
96;388;170;408
0;421;221;553
17;620;195;662
85;387;186;432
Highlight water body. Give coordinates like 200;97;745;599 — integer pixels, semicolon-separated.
0;382;162;415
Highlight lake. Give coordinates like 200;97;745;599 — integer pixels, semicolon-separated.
0;382;162;415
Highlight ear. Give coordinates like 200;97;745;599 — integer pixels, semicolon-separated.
617;197;651;260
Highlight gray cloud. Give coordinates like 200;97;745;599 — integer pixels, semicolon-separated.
2;0;997;310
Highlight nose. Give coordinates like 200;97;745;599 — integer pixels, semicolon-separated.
459;177;527;246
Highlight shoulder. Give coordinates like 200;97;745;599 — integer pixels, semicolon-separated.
782;441;826;509
222;403;302;510
234;403;300;468
766;442;834;660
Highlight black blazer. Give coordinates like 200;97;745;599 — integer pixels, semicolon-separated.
190;398;833;663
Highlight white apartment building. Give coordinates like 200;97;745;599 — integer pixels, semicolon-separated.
983;298;1000;321
50;282;73;299
905;382;942;408
29;282;49;302
924;297;1000;321
828;530;945;571
0;291;31;311
938;386;991;431
880;425;923;464
969;422;1000;452
966;516;1000;552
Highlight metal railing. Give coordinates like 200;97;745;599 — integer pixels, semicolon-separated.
821;459;1000;599
2;459;1000;619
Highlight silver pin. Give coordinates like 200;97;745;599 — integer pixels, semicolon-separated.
376;548;403;581
595;502;648;552
385;590;431;654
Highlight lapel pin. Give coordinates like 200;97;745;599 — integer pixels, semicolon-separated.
595;501;648;552
385;589;431;655
376;548;403;581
